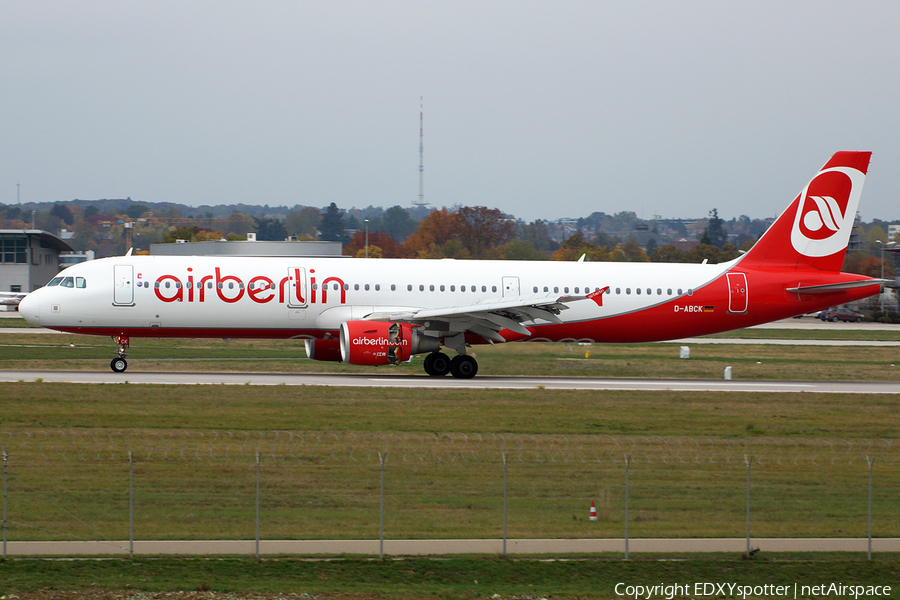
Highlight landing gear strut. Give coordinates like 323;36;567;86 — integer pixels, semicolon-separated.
110;335;129;373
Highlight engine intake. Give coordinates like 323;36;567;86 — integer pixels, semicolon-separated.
340;321;440;366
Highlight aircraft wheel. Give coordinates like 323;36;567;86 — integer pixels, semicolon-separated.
111;358;128;373
450;355;478;379
424;352;451;377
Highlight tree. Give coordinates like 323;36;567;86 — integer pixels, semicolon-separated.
685;243;722;264
621;236;650;262
254;217;287;241
650;244;686;263
499;239;548;260
707;208;727;248
285;207;321;238
403;208;458;257
521;219;552;251
319;203;348;243
224;211;256;237
126;204;149;219
50;203;74;226
382;206;418;242
344;230;404;258
453;206;516;258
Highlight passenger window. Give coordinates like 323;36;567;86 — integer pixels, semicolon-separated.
492;286;497;293
461;285;466;292
481;285;486;292
391;284;396;291
657;288;662;295
218;282;223;289
365;284;370;291
61;277;74;287
207;282;212;289
354;284;360;291
229;282;234;289
407;284;412;291
564;287;569;293
616;288;621;294
440;285;445;292
176;282;182;289
165;281;171;289
667;288;672;295
48;277;63;286
533;286;538;293
375;284;380;291
636;288;641;295
677;288;683;295
430;285;434;291
450;285;456;292
472;285;476;292
626;288;631;295
419;284;425;291
553;286;559;293
76;277;86;289
345;284;350;291
574;287;579;294
688;289;693;296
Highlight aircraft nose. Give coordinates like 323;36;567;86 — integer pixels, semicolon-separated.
17;292;41;325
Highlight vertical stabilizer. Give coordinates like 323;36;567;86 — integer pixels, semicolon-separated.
740;151;871;272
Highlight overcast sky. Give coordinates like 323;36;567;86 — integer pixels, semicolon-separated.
2;1;899;223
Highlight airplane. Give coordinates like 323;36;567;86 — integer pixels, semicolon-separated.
17;151;887;378
0;292;28;309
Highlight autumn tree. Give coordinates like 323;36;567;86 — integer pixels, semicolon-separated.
344;230;404;258
403;208;459;257
452;206;517;258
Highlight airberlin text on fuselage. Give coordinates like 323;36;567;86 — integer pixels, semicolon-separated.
151;268;346;305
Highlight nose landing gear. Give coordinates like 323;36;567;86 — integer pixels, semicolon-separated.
110;335;129;373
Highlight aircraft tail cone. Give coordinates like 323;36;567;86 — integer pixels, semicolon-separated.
589;500;598;521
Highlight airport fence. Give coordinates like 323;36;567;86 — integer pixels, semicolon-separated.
1;431;898;557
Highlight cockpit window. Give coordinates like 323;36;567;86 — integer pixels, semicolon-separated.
76;277;86;289
47;277;63;287
61;277;75;288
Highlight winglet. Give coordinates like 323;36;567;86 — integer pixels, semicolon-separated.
587;286;610;307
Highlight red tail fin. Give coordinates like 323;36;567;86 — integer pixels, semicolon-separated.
740;151;871;272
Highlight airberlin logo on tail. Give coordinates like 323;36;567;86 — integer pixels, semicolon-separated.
790;166;866;258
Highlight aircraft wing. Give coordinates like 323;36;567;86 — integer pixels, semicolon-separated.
363;294;590;343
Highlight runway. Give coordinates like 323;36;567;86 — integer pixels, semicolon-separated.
1;369;897;393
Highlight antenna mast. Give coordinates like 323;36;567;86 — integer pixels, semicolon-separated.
413;96;429;207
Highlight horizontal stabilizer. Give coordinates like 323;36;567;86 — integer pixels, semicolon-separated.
786;279;888;294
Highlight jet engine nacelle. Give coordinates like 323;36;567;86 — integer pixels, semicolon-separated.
340;320;440;366
304;338;343;362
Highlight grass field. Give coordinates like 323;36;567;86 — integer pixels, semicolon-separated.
1;329;898;597
2;555;899;598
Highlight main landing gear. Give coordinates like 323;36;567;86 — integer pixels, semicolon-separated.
423;352;478;379
110;335;129;373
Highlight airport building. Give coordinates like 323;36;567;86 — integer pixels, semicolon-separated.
0;230;74;294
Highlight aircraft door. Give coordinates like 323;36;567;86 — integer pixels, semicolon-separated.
726;272;748;314
502;276;520;297
286;267;308;308
113;265;134;306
